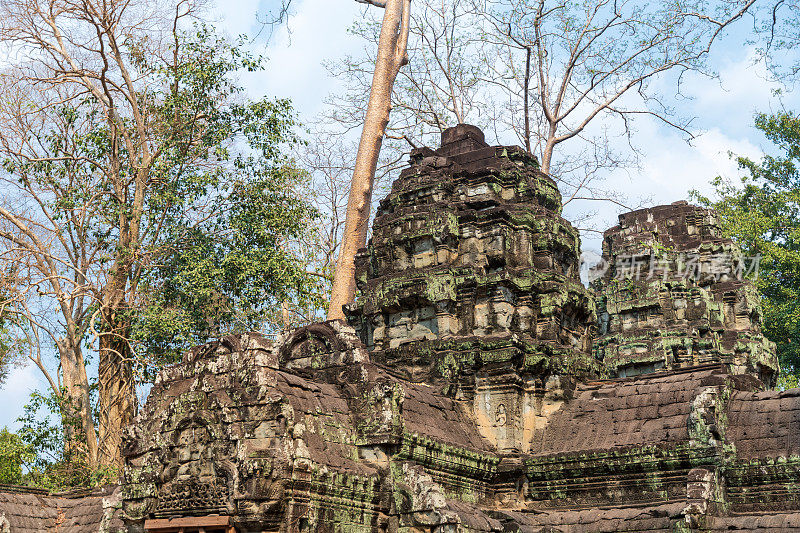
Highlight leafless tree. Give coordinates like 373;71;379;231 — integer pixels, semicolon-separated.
328;0;487;150
484;0;755;171
256;0;299;41
327;0;411;320
277;131;353;327
758;0;800;81
325;0;756;234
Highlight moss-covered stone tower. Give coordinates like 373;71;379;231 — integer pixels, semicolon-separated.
592;201;779;385
345;125;597;453
347;124;595;388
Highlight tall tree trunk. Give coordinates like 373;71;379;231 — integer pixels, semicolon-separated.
523;46;532;154
281;300;292;327
541;123;558;174
541;143;553;174
58;341;99;468
328;0;411;320
97;295;136;471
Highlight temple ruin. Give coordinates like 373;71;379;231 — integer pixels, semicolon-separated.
593;202;778;384
0;125;797;532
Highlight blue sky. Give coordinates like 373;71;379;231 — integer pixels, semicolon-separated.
231;0;798;252
0;0;797;430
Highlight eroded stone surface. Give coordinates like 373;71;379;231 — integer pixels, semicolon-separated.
345;127;597;455
592;201;779;385
346;127;595;386
0;485;122;533
4;126;800;533
113;128;800;532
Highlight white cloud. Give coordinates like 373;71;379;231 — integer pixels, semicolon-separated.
684;48;779;132
237;0;364;120
209;0;262;38
641;128;759;199
626;46;785;208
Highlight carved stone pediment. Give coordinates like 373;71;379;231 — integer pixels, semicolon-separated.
277;320;368;371
155;418;232;518
155;476;228;517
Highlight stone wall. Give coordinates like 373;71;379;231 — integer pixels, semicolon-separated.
0;485;122;533
111;126;800;533
592;201;778;384
118;325;800;533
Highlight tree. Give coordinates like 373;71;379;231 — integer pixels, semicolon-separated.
0;285;22;388
327;0;755;231
0;1;316;473
0;428;30;485
483;0;754;172
285;131;353;326
14;391;92;489
328;0;487;143
693;111;800;379
327;0;412;320
757;0;800;82
286;121;407;327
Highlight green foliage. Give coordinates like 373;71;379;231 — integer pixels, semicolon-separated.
14;390;114;490
3;24;321;381
0;317;18;388
134;169;322;372
0;19;321;481
693;111;800;377
0;428;31;485
18;392;63;482
778;372;800;391
126;27;323;376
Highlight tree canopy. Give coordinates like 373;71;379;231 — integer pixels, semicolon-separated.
0;0;319;476
694;111;800;380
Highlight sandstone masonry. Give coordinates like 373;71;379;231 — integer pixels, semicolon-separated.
0;125;794;533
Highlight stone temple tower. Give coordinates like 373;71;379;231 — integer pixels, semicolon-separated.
346;125;596;451
21;125;800;533
592;201;779;385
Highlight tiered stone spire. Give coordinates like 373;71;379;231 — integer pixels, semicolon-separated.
345;125;596;450
347;125;596;384
592;201;778;385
